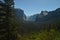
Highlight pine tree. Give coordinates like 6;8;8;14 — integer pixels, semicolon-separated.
4;0;17;40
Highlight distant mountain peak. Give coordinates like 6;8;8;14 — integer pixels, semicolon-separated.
28;8;60;22
40;11;48;16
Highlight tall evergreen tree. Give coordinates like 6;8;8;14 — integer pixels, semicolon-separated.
4;0;16;40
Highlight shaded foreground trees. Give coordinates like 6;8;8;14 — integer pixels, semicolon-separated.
0;0;17;40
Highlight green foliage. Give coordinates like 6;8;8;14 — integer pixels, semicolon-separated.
17;29;60;40
16;20;60;40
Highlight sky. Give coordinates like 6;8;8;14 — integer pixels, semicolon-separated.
15;0;60;16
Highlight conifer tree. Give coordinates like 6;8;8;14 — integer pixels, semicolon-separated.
4;0;16;40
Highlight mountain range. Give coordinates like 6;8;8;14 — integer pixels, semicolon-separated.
28;8;60;22
14;8;60;23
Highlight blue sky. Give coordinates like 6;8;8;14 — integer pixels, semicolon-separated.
15;0;60;16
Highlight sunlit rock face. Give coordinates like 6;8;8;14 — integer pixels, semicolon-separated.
43;11;48;16
40;11;48;16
